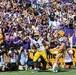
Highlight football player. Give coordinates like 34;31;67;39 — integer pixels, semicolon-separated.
49;30;66;72
28;31;49;72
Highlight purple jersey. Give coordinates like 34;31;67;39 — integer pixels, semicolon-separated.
13;37;22;47
4;38;13;46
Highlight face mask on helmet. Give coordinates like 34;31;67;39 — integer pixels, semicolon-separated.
34;32;39;40
34;35;39;41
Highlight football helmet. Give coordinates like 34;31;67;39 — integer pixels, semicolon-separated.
34;32;39;36
58;30;65;37
34;31;40;41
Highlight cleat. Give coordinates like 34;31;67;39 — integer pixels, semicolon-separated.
32;70;38;73
32;68;38;73
48;68;58;72
58;69;61;72
48;68;53;71
53;70;58;73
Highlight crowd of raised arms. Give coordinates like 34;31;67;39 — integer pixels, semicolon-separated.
0;0;76;72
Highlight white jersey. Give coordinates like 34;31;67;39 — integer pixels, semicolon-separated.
30;37;45;51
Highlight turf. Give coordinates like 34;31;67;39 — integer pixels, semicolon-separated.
0;69;76;75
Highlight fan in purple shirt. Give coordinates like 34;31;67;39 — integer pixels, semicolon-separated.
4;34;13;51
22;32;30;52
13;33;23;50
23;39;30;51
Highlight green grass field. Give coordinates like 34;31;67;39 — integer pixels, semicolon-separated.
0;69;76;75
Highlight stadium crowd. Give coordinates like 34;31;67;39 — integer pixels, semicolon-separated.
0;0;76;72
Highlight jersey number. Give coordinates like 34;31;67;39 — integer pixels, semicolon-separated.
36;43;40;48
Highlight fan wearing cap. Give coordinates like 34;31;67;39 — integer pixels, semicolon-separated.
28;31;49;72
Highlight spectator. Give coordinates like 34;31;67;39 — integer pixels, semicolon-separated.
64;46;73;69
0;0;75;72
8;46;18;71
